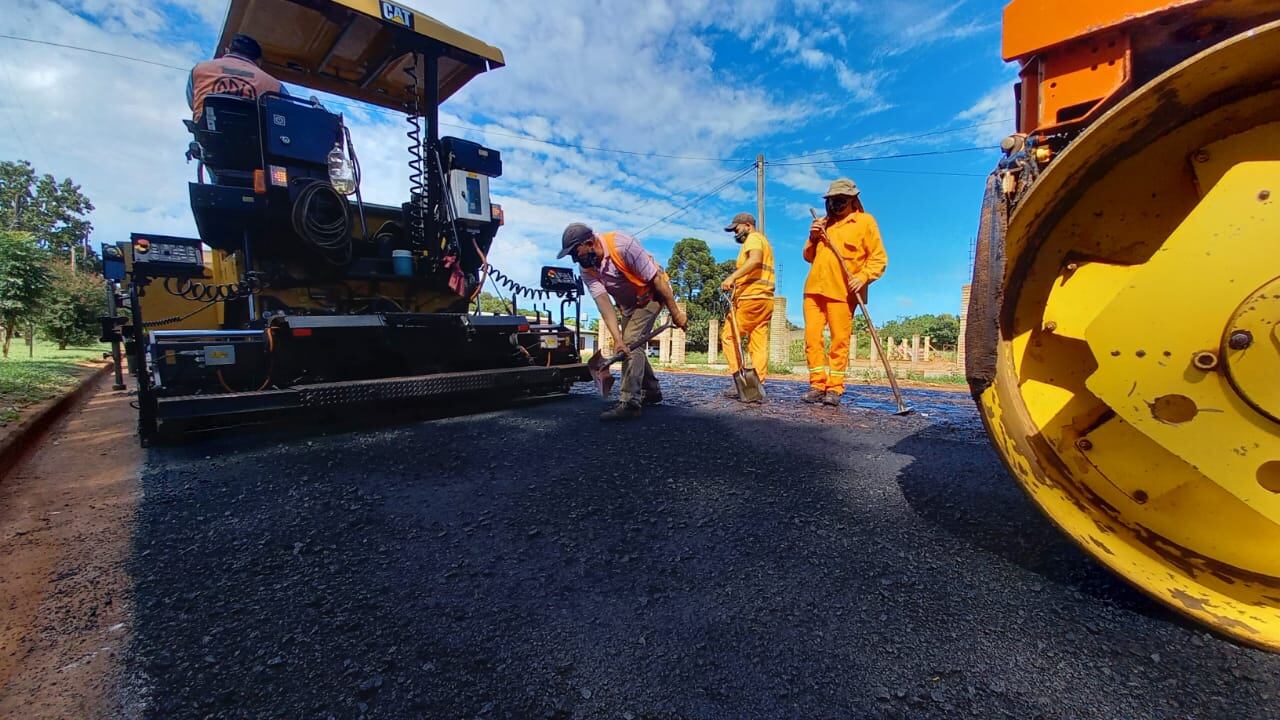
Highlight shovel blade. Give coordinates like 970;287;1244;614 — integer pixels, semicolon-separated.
733;369;765;403
587;351;615;396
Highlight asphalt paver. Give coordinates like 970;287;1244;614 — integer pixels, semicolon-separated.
128;373;1280;719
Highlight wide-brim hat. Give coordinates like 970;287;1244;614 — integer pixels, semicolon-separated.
823;178;860;198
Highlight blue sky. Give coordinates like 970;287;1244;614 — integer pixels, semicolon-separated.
0;0;1016;325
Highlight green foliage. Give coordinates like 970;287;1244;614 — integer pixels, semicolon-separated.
0;231;51;358
664;238;735;351
474;291;539;317
0;340;101;423
878;313;960;349
0;160;96;268
788;338;806;364
41;264;104;350
767;360;793;375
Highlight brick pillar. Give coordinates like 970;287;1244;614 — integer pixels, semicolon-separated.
885;336;894;362
848;332;859;369
911;335;920;364
924;336;932;362
768;296;789;367
670;302;687;365
708;317;719;365
958;284;972;369
659;328;671;364
598;320;613;357
869;330;880;364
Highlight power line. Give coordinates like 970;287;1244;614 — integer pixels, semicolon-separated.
623;165;754;215
772;119;1012;161
767;145;999;167
0;33;188;71
633;165;755;238
0;34;1005;171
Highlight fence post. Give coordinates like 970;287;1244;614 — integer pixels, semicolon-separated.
708;317;720;365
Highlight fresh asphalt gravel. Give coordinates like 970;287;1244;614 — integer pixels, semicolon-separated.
128;373;1280;719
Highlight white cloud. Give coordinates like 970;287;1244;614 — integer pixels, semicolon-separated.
956;84;1017;144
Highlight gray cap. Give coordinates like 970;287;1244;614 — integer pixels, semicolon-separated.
823;178;860;198
557;223;594;258
724;212;756;232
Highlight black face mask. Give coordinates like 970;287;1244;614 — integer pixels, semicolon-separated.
826;198;853;217
574;249;601;269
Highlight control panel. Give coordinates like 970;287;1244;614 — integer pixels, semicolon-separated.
130;233;207;279
541;266;581;295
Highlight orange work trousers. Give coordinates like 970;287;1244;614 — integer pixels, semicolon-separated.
803;294;852;393
721;297;773;382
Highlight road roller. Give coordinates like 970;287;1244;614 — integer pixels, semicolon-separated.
101;0;591;444
967;0;1280;650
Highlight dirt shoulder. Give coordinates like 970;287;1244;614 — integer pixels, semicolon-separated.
0;375;141;719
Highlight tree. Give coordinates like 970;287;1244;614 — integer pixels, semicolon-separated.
665;238;735;351
42;264;104;349
0;160;96;267
0;231;51;357
878;313;961;349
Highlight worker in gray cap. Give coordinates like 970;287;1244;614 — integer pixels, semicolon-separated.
801;178;888;405
718;212;775;400
558;223;688;420
187;33;286;121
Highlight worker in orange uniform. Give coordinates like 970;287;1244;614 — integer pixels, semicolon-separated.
559;223;688;421
801;178;887;405
187;34;286;122
718;212;775;401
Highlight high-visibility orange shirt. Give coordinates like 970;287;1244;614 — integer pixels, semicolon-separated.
802;211;887;301
734;230;775;301
187;54;284;121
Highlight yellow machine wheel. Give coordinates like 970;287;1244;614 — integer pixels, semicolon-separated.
977;20;1280;649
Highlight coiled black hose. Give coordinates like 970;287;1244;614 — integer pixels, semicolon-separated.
481;263;563;301
291;180;351;265
164;274;262;303
404;60;426;246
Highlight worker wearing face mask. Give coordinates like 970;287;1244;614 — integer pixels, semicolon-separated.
718;212;775;400
558;223;689;421
801;178;888;405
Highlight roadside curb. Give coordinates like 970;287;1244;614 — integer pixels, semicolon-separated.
0;362;113;481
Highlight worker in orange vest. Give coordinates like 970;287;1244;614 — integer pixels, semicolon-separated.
186;34;286;122
559;223;689;421
801;178;888;405
718;212;775;400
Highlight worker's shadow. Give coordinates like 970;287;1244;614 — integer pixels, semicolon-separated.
890;428;1170;621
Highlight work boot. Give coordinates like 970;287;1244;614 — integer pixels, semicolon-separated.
600;401;643;421
801;388;825;404
822;391;842;406
643;390;663;406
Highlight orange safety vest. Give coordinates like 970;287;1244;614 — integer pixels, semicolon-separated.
189;55;282;121
586;230;665;307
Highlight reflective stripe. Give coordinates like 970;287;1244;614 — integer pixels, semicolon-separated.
809;366;828;373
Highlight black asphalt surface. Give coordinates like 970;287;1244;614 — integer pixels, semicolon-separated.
129;373;1280;719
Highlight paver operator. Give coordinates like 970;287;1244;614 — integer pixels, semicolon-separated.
801;178;888;406
718;212;775;400
187;33;286;122
559;223;689;421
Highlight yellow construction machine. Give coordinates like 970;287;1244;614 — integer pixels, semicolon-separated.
102;0;590;443
968;0;1280;650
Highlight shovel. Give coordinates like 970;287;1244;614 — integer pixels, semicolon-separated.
587;322;672;396
809;208;913;416
722;291;765;403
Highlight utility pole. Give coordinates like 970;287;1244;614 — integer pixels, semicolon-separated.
755;154;765;233
70;244;76;275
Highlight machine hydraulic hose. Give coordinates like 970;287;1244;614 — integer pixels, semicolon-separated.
291;180;352;264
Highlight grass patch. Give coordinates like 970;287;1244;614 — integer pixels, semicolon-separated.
0;340;102;423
